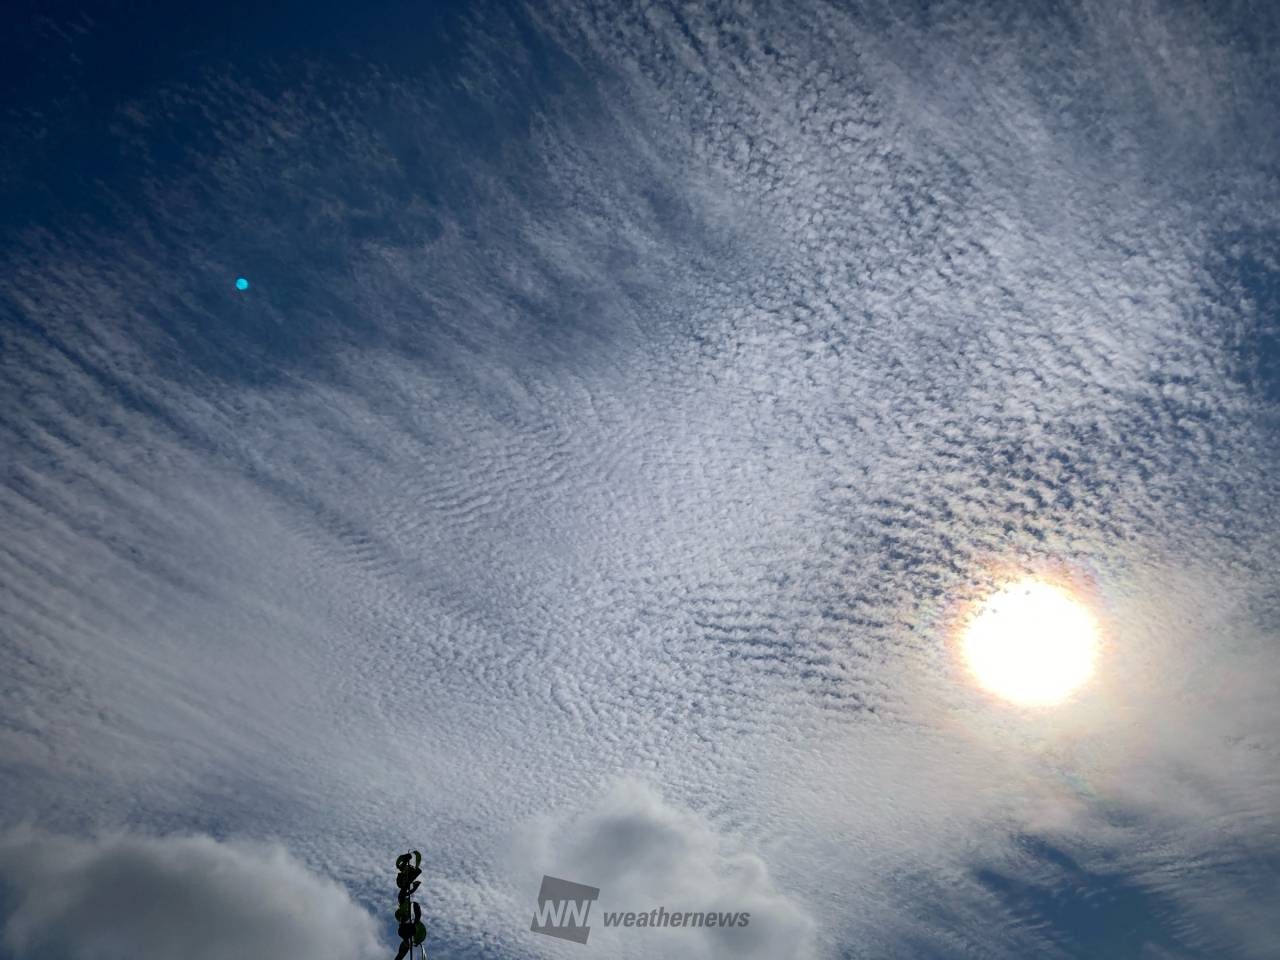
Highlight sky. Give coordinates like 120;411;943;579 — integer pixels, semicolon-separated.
1;0;1279;957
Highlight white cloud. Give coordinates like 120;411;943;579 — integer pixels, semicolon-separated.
517;779;816;960
0;827;383;960
1;1;1278;957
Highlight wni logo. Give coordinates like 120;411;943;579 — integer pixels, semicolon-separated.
531;875;601;945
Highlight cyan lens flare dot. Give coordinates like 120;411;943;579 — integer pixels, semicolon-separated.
235;277;249;291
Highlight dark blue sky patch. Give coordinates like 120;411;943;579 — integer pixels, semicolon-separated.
972;834;1212;959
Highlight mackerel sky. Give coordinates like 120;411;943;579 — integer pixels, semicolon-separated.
2;1;1278;958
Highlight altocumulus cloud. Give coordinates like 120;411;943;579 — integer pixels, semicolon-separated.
0;827;382;960
1;0;1279;957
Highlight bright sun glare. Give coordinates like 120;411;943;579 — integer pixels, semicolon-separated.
961;578;1099;706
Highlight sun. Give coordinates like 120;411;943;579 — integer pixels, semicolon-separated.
960;578;1099;706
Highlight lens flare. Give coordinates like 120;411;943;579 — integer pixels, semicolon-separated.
961;578;1099;705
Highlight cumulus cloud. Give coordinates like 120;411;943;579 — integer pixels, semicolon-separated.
0;827;382;960
518;780;815;960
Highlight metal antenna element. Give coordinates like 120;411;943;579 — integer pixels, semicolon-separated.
393;850;428;959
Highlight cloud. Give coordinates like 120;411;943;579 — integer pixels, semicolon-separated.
518;779;816;960
1;1;1278;958
0;827;382;960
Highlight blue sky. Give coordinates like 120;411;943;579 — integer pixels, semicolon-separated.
1;1;1278;957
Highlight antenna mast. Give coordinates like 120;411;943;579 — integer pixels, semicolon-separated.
393;850;428;959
